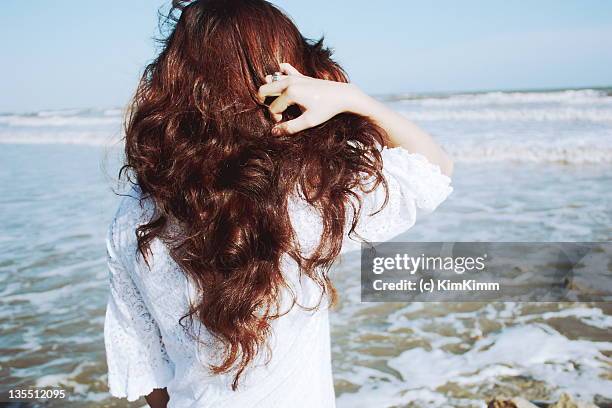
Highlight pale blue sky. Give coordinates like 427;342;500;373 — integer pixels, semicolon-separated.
2;1;612;112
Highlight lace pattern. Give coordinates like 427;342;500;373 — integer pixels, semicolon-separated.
350;147;453;244
104;213;175;401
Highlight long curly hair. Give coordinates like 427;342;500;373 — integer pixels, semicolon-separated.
121;0;388;389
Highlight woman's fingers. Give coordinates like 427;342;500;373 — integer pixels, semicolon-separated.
259;64;302;101
273;113;316;135
279;62;304;77
262;64;311;131
257;78;291;101
269;93;293;116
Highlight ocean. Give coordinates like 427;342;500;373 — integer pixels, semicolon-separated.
1;88;611;407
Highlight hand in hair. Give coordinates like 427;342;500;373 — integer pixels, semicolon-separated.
258;63;454;176
258;62;361;135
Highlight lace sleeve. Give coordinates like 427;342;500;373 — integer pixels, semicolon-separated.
104;218;175;402
351;146;453;243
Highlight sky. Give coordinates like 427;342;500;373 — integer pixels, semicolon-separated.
2;0;612;112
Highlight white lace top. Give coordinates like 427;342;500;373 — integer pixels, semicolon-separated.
104;147;452;407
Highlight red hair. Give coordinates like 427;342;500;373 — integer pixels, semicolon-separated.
121;0;387;389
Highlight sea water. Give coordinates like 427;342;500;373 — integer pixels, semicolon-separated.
0;88;610;407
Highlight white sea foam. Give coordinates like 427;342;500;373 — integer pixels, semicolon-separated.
35;360;95;395
337;324;612;407
0;131;121;146
391;89;611;107
37;108;89;117
517;306;612;330
389;324;610;389
399;108;612;122
0;114;122;127
447;142;612;164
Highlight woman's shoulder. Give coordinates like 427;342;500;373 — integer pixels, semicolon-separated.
114;183;152;219
108;184;155;245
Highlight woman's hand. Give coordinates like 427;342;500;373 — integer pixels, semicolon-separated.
258;62;453;176
257;63;363;135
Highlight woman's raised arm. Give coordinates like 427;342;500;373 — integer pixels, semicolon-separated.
257;62;454;177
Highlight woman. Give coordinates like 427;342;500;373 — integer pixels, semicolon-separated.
104;0;453;407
